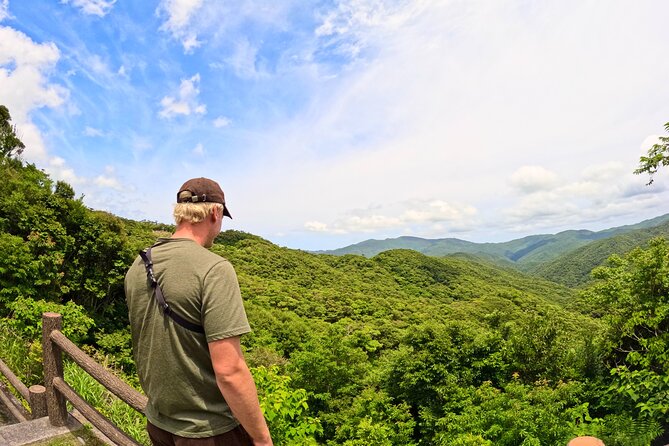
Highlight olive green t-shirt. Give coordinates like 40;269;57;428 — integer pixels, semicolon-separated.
124;238;251;438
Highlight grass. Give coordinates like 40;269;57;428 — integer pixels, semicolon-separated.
63;360;149;445
25;425;107;446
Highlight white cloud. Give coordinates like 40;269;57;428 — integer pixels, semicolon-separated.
509;166;560;193
131;134;153;152
227;38;263;78
181;34;202;53
305;221;328;232
158;73;207;118
47;156;84;185
213;116;231;128
61;0;116;17
156;0;203;52
87;54;109;74
0;26;68;162
84;126;105;137
0;26;67;122
192;142;204;156
304;199;477;235
91;166;121;190
502;160;663;232
0;0;10;22
94;175;121;189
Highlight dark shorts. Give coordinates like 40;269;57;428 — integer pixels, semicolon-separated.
147;422;254;446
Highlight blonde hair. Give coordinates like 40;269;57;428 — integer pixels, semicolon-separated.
173;202;223;225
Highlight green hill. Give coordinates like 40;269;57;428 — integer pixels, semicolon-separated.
317;214;669;269
528;220;669;287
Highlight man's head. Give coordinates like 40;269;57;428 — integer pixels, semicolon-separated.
567;437;605;446
173;177;232;225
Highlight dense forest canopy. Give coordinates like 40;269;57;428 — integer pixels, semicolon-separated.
1;106;668;445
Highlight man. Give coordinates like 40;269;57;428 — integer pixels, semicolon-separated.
125;177;272;446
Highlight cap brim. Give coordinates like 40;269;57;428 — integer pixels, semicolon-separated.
223;206;232;219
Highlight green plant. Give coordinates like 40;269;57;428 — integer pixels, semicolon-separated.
253;366;321;445
63;361;149;445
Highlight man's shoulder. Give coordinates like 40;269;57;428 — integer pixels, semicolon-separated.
156;238;231;269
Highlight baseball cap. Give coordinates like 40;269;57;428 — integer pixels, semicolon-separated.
177;177;232;218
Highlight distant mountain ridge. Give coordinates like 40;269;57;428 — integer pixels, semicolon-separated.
528;219;669;286
316;214;669;267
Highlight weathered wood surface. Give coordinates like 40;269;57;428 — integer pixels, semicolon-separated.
0;358;30;401
49;329;147;413
42;312;67;427
0;382;28;423
28;385;47;419
53;377;141;446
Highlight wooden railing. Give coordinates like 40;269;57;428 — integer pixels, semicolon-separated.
42;312;147;446
0;358;47;422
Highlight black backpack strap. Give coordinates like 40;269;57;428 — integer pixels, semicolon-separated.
139;247;205;334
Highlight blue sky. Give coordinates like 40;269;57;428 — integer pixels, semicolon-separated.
1;0;669;251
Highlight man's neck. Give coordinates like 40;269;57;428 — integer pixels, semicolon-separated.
172;225;208;247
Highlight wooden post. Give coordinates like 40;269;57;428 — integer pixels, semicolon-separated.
42;312;67;426
29;385;47;419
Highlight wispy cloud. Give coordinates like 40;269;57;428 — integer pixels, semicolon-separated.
93;166;122;190
509;166;561;194
192;142;204;156
156;0;203;53
158;73;206;118
0;0;10;22
213;116;231;128
61;0;116;17
83;126;105;137
305;199;477;235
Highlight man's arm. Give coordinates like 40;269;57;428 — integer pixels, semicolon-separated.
209;336;273;446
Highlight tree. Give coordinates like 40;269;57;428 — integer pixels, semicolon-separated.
0;105;25;158
582;239;669;430
635;122;669;184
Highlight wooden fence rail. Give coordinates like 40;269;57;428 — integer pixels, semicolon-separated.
41;312;147;446
0;356;47;422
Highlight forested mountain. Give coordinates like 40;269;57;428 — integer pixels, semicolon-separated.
0;111;668;445
529;220;669;287
318;214;669;267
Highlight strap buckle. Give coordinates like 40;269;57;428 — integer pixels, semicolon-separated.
162;302;171;315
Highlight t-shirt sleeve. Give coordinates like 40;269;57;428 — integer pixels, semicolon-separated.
201;260;251;343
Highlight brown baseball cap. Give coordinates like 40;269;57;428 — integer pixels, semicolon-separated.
177;177;232;218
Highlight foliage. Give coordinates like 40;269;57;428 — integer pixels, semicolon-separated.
432;380;588;446
588;414;663;446
635;121;669;184
63;360;149;445
330;388;416;446
580;238;669;442
253;365;322;445
7;296;95;344
0;105;25;158
0;321;43;387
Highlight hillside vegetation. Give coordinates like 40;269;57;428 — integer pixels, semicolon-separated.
528;220;669;287
320;214;669;270
0;110;668;445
